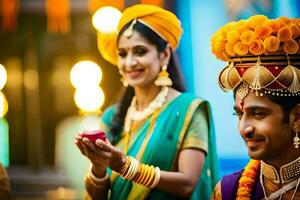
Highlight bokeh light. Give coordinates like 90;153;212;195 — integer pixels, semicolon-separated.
70;61;102;90
0;64;7;90
74;87;105;112
92;6;122;33
0;92;8;117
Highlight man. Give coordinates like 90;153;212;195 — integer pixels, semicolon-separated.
0;162;11;200
211;15;300;199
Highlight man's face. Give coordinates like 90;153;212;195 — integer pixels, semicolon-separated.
234;91;293;163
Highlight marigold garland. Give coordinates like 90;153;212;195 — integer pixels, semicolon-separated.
211;15;300;61
236;159;260;200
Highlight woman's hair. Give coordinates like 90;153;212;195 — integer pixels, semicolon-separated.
109;21;185;144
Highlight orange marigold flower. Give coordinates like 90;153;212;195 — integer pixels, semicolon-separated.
233;41;249;55
222;21;237;33
248;15;268;29
213;40;226;53
227;29;240;44
278;16;291;26
284;39;299;54
236;160;260;200
289;23;300;39
211;32;225;44
235;19;251;33
225;42;235;56
240;30;256;45
264;35;280;52
249;39;265;55
277;26;293;42
255;25;272;39
216;51;230;61
263;19;281;33
293;19;300;30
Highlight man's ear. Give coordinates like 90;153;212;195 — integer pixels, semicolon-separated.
159;44;171;66
291;104;300;131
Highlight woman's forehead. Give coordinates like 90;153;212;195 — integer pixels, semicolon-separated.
118;30;153;49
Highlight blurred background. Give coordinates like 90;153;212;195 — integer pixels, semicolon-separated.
0;0;299;199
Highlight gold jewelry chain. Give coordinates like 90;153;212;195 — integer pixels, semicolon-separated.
124;86;169;132
260;171;300;200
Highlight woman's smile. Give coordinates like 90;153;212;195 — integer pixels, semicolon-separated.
126;69;145;79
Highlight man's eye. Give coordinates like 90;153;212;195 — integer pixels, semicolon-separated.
233;111;243;119
252;111;266;118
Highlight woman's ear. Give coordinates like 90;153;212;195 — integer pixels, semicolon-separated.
159;44;171;66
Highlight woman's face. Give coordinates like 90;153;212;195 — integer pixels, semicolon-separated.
117;30;165;88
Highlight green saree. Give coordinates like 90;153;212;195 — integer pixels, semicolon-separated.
98;93;219;200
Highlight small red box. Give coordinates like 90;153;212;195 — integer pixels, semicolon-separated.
80;130;106;143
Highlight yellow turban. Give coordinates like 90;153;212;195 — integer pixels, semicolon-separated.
97;4;182;65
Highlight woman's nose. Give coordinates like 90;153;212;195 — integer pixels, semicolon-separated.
124;54;137;69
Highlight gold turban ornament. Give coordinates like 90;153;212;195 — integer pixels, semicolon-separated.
97;4;182;66
211;15;300;97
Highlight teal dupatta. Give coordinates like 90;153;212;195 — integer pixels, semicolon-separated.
101;93;219;200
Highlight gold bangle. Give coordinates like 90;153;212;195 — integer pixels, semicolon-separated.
85;174;109;189
127;158;139;179
122;157;137;179
120;158;160;189
120;156;131;176
140;165;152;186
135;164;147;184
149;167;160;188
144;166;155;187
89;165;109;183
132;163;142;182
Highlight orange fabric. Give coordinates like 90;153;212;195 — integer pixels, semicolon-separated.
118;4;182;49
46;0;70;33
140;0;164;7
98;4;182;65
1;0;19;31
97;32;118;65
88;0;124;14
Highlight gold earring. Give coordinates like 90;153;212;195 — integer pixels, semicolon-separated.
121;77;128;87
294;129;300;148
154;64;173;86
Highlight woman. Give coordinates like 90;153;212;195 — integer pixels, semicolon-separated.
75;4;219;200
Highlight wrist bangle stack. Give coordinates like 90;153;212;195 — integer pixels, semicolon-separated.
119;156;161;188
85;165;110;189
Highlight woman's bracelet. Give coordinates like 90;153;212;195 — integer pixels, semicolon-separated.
86;165;110;187
119;156;161;188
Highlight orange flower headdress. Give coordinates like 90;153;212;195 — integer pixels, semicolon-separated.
211;15;300;97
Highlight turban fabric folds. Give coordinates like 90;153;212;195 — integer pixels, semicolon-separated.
98;4;182;65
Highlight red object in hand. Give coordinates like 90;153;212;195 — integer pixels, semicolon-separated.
80;130;106;143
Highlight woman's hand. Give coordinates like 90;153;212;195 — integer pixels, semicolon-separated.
74;134;126;177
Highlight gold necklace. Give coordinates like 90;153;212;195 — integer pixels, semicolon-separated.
260;172;300;200
123;86;169;153
124;86;169;132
